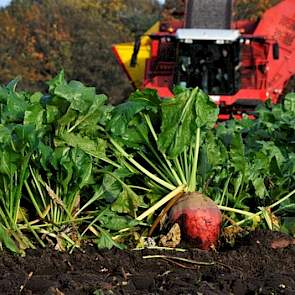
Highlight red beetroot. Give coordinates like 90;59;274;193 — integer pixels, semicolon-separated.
169;192;222;250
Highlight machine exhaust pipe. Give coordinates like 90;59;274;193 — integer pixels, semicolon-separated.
185;0;233;29
130;36;141;67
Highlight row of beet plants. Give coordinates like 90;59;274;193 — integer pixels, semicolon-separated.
0;71;294;254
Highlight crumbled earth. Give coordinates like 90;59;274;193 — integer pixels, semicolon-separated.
0;230;294;295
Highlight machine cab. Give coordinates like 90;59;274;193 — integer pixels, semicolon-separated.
174;29;241;95
144;28;271;110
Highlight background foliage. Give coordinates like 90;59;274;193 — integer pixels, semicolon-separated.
0;0;160;102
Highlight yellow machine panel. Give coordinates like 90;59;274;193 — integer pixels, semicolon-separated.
112;22;160;89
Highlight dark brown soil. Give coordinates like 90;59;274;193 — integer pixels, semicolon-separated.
0;230;294;295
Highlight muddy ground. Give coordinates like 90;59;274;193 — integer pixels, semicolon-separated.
0;230;294;295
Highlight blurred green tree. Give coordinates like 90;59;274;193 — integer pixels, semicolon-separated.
234;0;280;20
0;0;160;102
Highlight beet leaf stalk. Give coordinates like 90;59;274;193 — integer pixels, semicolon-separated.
188;127;201;192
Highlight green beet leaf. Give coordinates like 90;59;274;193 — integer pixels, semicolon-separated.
54;80;102;114
98;209;140;231
96;227;126;250
107;88;160;136
0;225;18;253
158;87;218;159
70;148;92;189
24;103;44;131
195;89;219;128
112;115;149;150
46;105;60;124
111;185;143;215
47;70;66;94
158;89;194;158
60;132;106;160
6;92;28;122
283;93;295;115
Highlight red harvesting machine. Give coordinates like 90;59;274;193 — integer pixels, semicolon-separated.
113;0;295;118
